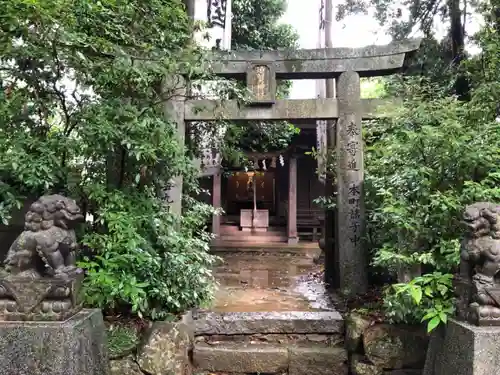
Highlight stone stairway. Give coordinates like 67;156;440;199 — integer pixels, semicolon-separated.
192;311;348;375
218;225;288;243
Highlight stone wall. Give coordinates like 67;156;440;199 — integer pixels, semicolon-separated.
346;313;429;375
108;311;429;375
109;313;193;375
192;311;348;375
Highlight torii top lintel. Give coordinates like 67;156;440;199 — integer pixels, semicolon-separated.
208;38;421;80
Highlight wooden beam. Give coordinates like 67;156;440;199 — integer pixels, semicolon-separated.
207;39;421;79
212;171;221;238
287;156;298;244
198;165;221;177
184;98;400;122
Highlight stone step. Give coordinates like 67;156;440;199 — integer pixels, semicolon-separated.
193;342;348;374
219;234;288;242
214;250;319;269
210;245;321;258
194;311;344;335
215;263;314;271
194;342;288;374
220;225;286;235
211;240;318;247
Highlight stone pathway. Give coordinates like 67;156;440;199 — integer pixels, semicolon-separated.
191;246;348;375
211;247;334;313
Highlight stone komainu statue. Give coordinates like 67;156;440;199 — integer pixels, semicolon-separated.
4;194;84;278
456;202;500;326
0;194;85;321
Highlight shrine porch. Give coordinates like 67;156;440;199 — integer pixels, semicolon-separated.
211;223;323;246
211;237;321;251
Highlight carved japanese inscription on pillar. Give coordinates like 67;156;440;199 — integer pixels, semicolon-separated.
246;62;276;105
347;183;362;246
345;121;361;171
336;70;367;295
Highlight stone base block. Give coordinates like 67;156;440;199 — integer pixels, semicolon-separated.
0;309;109;375
194;342;288;373
289;346;348;375
0;271;84;321
424;318;500;375
137;320;192;375
194;311;344;335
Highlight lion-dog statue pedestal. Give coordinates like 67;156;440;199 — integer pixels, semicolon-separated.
0;195;109;375
424;202;500;375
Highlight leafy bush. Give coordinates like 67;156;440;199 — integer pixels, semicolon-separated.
0;0;219;319
384;272;455;332
79;191;218;319
364;81;500;329
364;3;500;329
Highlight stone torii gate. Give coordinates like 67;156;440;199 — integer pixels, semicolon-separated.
180;40;420;296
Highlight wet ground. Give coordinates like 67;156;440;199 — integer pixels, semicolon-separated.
211;248;335;312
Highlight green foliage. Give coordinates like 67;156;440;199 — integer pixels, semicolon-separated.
0;0;218;319
219;0;300;164
336;0;474;99
313;195;337;210
366;81;499;325
79;193;218;318
365;0;500;328
361;78;386;99
382;37;460;97
224;121;300;155
231;0;299;51
307;147;337;209
384;272;455;331
335;0;475;39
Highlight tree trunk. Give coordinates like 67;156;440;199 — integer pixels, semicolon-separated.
493;4;500;33
448;0;470;100
183;0;195;18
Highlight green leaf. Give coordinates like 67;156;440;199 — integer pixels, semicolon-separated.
410;286;423;305
427;316;441;332
439;312;448;324
424;286;433;297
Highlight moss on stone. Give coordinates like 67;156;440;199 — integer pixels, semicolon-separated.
107;325;140;359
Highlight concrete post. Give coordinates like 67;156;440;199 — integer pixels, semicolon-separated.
336;70;368;296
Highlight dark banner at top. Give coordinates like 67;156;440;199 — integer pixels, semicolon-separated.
207;0;228;28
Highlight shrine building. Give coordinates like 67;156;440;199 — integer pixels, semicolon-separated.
197;125;325;246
